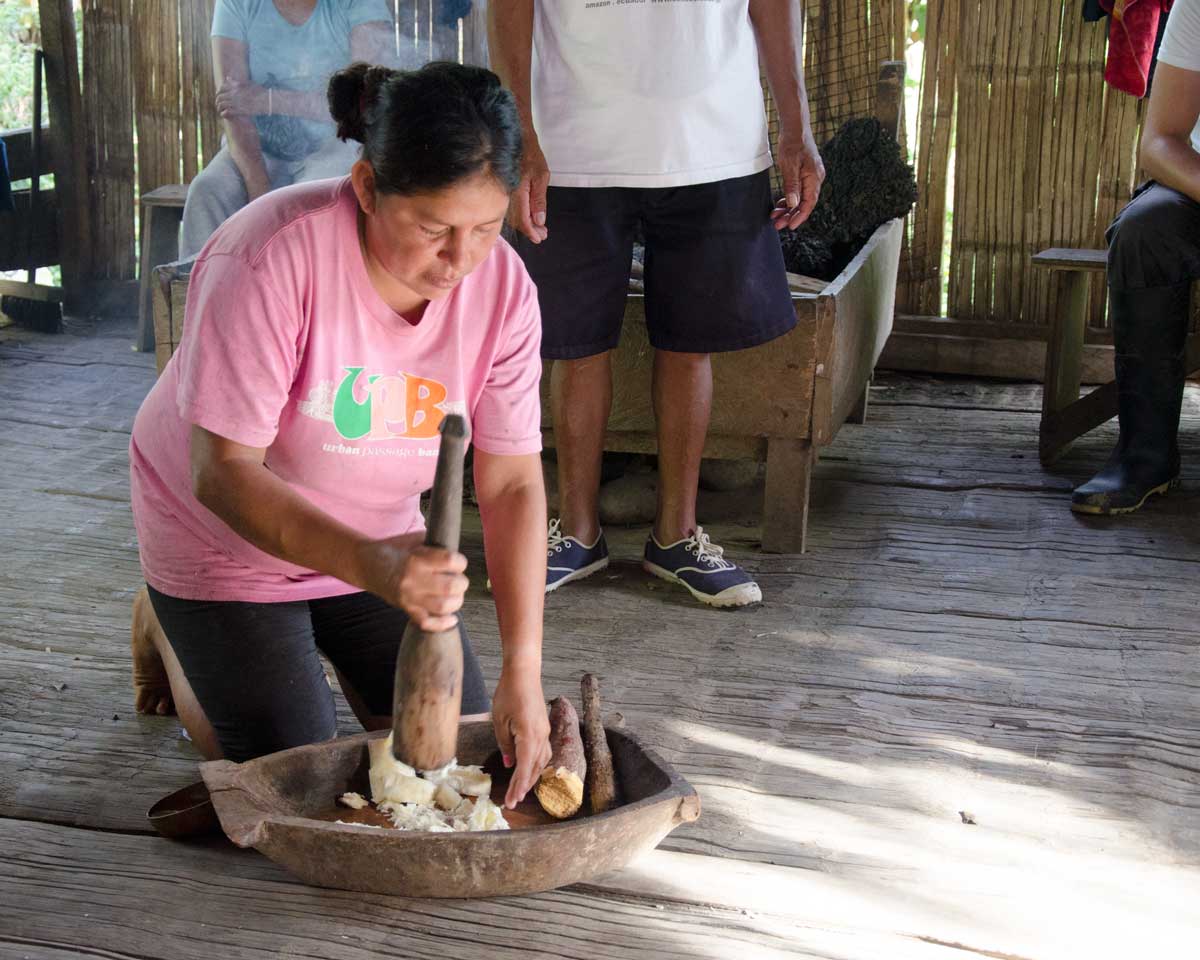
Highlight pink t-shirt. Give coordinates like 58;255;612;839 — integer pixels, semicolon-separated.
130;178;543;602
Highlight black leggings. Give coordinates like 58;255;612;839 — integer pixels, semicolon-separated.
146;586;490;763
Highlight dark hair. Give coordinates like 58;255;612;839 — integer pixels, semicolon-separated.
328;61;523;195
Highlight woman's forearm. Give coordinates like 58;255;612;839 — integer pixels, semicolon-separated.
477;469;546;674
193;451;377;590
223;117;271;198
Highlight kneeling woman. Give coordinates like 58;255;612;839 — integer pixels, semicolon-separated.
129;62;552;808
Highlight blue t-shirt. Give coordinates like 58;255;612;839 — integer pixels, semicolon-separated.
212;0;392;160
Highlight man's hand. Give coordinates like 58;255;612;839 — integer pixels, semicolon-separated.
491;664;552;808
358;535;469;632
771;125;825;231
509;132;550;244
215;76;266;119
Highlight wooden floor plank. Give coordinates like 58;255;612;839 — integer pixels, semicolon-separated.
2;321;1199;960
0;819;912;960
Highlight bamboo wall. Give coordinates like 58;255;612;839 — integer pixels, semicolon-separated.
78;0;1147;340
903;0;1145;331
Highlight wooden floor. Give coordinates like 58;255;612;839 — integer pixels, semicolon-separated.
2;318;1199;960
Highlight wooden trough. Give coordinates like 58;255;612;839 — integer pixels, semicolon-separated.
199;721;700;899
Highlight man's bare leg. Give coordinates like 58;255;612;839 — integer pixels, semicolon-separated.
652;349;712;543
130;586;223;760
551;352;613;545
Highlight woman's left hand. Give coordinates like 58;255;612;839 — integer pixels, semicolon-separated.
216;77;267;119
490;662;552;809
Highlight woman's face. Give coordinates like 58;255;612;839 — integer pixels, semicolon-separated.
352;162;510;309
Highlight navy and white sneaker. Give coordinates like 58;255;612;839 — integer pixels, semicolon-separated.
546;518;609;593
642;527;762;608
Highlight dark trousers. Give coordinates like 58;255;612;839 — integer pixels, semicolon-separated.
1107;181;1200;294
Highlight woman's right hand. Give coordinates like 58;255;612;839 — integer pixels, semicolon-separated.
358;535;469;632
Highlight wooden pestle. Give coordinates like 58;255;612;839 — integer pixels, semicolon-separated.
390;414;467;771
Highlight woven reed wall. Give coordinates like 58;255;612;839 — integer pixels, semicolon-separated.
906;0;1145;330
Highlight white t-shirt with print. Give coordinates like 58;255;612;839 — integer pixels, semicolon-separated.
1157;0;1200;152
531;0;772;189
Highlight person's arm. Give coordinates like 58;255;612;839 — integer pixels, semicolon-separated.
748;0;825;230
473;448;552;808
488;0;549;243
1141;62;1200;204
212;37;271;201
190;426;467;632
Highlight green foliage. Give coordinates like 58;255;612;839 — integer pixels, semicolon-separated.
0;1;40;131
0;1;82;133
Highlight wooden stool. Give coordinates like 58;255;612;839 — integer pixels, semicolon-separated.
1033;247;1200;465
136;185;188;353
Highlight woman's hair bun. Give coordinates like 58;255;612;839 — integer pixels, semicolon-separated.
328;62;397;144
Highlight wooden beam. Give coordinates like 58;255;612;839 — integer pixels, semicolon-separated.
38;0;95;309
0;278;63;302
894;313;1114;345
0;126;54;182
880;328;1116;384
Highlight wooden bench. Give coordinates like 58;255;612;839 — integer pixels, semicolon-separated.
136;184;188;353
1032;248;1200;465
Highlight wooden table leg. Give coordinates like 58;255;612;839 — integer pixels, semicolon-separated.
136;205;184;353
1039;271;1090;465
762;437;815;554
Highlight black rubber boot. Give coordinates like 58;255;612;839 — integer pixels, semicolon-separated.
1071;283;1190;515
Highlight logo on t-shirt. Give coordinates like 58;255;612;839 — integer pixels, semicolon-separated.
298;366;452;441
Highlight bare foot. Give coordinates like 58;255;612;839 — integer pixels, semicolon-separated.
131;586;175;716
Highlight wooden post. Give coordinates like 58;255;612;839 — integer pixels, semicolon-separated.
762;437;815;554
874;60;905;143
38;0;95;312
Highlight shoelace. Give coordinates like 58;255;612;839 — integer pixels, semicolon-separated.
685;527;735;570
547;517;569;554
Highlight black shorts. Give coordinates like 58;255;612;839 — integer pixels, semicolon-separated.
146;586;490;763
513;169;796;359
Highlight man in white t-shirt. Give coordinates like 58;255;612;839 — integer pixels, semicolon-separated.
1073;0;1200;515
491;0;824;607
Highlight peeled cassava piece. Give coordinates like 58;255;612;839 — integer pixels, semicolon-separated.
534;696;587;819
364;733;509;832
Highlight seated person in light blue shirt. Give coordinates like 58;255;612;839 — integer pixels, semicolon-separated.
180;0;395;258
